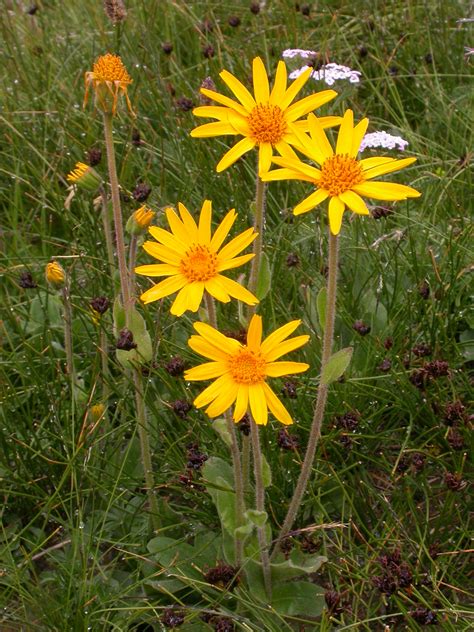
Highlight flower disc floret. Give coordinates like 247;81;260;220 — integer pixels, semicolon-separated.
319;154;364;196
84;53;134;116
179;245;218;282
229;348;266;384
247;104;287;144
92;53;132;84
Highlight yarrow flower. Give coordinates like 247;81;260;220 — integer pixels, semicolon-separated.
84;53;134;116
262;109;420;235
359;131;409;152
289;63;361;86
135;200;258;316
126;205;156;235
185;315;309;425
282;48;319;60
66;162;102;191
191;56;339;175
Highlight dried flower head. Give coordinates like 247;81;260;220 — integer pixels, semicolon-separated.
103;0;127;23
84;53;134;116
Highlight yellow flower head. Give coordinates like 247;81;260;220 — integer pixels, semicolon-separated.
262;109;421;235
191;56;339;176
135;200;258;316
126;205;156;235
66;162;102;191
45;261;66;288
89;403;106;423
84;53;134;116
185;315;309;425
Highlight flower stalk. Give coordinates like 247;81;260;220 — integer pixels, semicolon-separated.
62;282;76;394
272;230;339;555
98;184;116;281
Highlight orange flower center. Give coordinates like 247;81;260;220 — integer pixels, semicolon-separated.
229;347;266;384
179;245;217;282
92;53;132;84
247;104;287;144
319;154;364;196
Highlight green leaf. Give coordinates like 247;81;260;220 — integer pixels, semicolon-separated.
271;580;325;617
271;550;327;583
256;251;271;301
211;417;232;447
147;536;200;581
113;298;153;368
26;292;62;334
321;347;353;385
261;453;272;488
202;457;236;536
316;286;327;332
245;509;267;528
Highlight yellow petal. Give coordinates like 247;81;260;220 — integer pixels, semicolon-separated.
193;322;242;355
264;335;310;362
190;121;239;138
274;140;299;160
265;361;309;377
199;88;248;117
188;335;231;361
286;89;337;122
217;253;254;272
219;69;256;111
293;189;329;216
335;109;354;155
233;385;249;422
186;281;205;312
248;384;268;425
205;382;239;418
210;208;237;252
148;226;186;253
216;137;256;172
261;320;302;355
204;278;231;303
198;199;212;244
194;374;233;408
218;227;257;261
165;207;190;243
247;314;262;351
269;61;287;104
177;202;199;240
142;241;181;265
339;190;370;215
328;196;346;235
261;168;314;183
140;275;187;304
258;142;273;176
272;156;322;181
351;118;369;156
252;56;270;103
307;113;334;162
352;181;421;200
262;382;293;425
135;263;179;277
280;66;312;110
170;285;193;316
227;111;251;135
215;276;259;305
362;157;417;180
185;361;228;381
192;105;231;119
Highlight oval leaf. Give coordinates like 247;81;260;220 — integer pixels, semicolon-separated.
321;347;353;385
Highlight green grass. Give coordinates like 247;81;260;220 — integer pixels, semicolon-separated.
0;0;472;630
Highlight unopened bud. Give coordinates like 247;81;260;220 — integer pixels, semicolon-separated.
66;162;102;191
45;261;66;288
126;205;155;235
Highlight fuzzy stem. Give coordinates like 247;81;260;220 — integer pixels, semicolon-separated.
62;283;75;392
272;230;339;557
250;419;272;599
247;175;267;308
205;292;245;565
102;112;131;312
99;185;116;281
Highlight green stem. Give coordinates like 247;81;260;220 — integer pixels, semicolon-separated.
99;185;116;282
205;292;245;565
272;230;339;557
99;327;110;404
247;175;267;304
102;112;131;312
250;419;272;599
133;370;160;531
62;283;75;393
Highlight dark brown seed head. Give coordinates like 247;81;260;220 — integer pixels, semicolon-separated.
281;380;298;399
353;320;371;336
237;414;251;435
186;442;208;470
228;15;241;27
412;342;432;358
161;607;185;628
410;607;438;625
116;328;137;351
371;205;393;219
176;96;194;112
162;42;173;55
378;358;392;372
132;182;152;202
165;356;186;376
19;271;37;289
301;4;311;16
87;147;102;166
172;400;192;419
90;296;110;315
204;562;240;590
277;428;299;450
286;252;300;267
250;2;261;15
103;0;127;24
202;44;215;59
131;128;142;146
445;471;466;491
418;281;430;299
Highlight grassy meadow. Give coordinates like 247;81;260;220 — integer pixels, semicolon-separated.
0;0;472;630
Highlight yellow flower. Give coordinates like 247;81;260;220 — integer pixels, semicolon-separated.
45;261;66;288
262;109;421;235
66;162;102;191
84;53;134;116
126;205;156;235
185;315;309;425
190;56;339;176
135;200;258;316
89;403;106;423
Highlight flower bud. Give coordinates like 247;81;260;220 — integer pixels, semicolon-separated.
66;162;102;191
89;403;106;423
45;261;66;288
126;205;155;235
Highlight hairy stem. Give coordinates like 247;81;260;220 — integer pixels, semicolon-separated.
98;185;116;282
272;231;339;556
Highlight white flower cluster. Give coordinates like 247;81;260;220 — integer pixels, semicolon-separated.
288;63;362;86
359;131;409;152
282;48;318;60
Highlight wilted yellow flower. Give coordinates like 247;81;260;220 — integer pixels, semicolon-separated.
126;205;156;235
191;56;339;175
66;162;102;191
262;109;421;234
135;200;258;316
45;261;66;288
84;53;134;116
185;315;309;425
